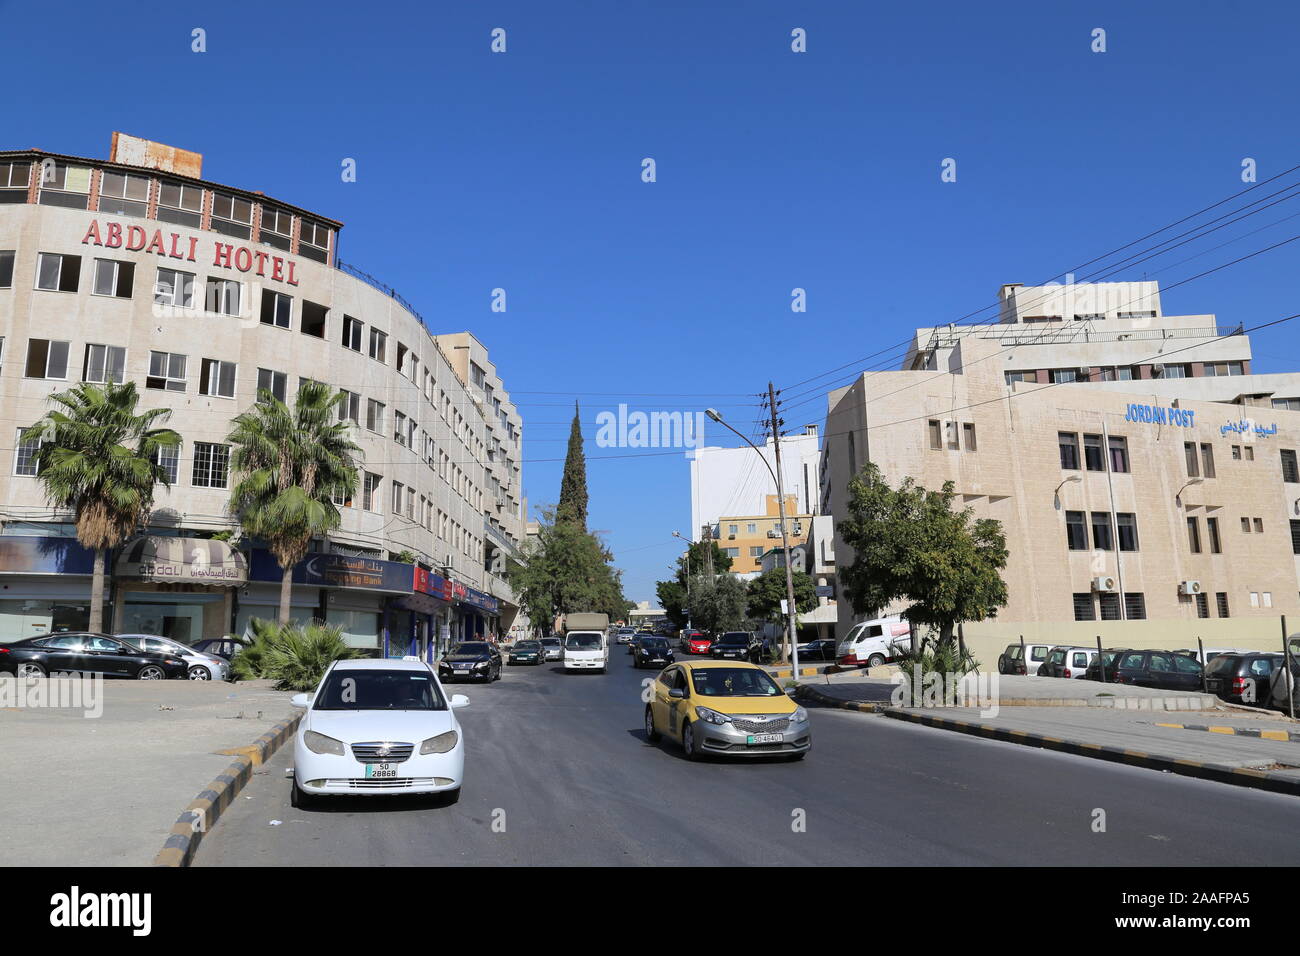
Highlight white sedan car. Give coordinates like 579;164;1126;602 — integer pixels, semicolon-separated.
289;658;468;807
119;633;231;681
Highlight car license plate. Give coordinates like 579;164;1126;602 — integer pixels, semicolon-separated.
454;666;469;673
365;763;398;779
747;733;782;745
1206;679;1221;691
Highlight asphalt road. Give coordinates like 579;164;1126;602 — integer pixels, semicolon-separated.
195;647;1300;866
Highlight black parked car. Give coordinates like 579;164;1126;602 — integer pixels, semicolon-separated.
190;637;244;661
797;639;838;662
507;640;545;666
1089;649;1203;691
633;637;674;669
438;642;502;682
711;632;759;662
0;632;188;679
1203;652;1282;707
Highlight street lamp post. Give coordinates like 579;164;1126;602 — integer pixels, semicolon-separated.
705;405;801;683
672;531;692;630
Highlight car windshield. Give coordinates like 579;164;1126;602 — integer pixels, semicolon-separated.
566;633;602;650
314;670;446;711
690;667;782;697
451;643;490;655
541;639;560;646
1205;655;1240;676
720;634;749;644
642;638;668;650
515;641;540;650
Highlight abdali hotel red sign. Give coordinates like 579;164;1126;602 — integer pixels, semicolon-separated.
80;218;300;286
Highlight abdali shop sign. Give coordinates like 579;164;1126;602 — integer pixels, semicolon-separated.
80;218;300;286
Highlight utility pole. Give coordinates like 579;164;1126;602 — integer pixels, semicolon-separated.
768;382;801;673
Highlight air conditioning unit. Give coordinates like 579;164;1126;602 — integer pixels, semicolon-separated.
767;530;780;539
1179;580;1203;596
1078;367;1092;378
1092;576;1117;592
1152;363;1165;376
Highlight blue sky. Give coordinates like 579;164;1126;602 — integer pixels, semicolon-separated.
5;0;1300;602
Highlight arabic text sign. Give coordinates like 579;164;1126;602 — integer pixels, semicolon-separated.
1220;419;1278;439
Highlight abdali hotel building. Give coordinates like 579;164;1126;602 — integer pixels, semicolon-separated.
821;281;1300;666
0;134;527;657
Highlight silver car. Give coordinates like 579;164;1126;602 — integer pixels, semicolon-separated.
118;634;231;681
539;637;564;661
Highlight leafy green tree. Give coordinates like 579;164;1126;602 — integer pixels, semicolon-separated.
690;573;749;633
556;402;588;530
837;462;1008;650
746;567;817;629
509;507;627;630
656;579;687;629
24;381;181;632
227;382;361;623
672;539;732;584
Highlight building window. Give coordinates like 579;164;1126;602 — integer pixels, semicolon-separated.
1108;436;1130;473
392;481;405;515
37;162;91;209
98;171;150;218
1282;449;1299;484
1098;592;1121;621
0;161;31;203
1244;446;1255;461
1050;368;1078;384
199;358;236;398
338;389;360;424
747;523;757;534
152;445;179;484
945;421;959;450
1199;443;1215;478
1217;592;1230;618
394;411;408;446
83;344;126;384
1090;512;1114;551
260;290;292;329
341;315;363;352
256;368;287;403
1292;519;1300;555
1241;516;1252;533
91;258;135;299
928;420;941;450
0;249;13;288
14;429;42;476
147;351;186;392
1123;593;1147;620
154;268;195;308
1116;513;1139;552
368;328;387;363
750;546;763;558
301;301;327;338
1254;517;1264;534
25;339;69;379
962;422;977;451
1203;362;1245;377
205;278;241;316
1083;434;1104;471
298;219;331;262
1154;363;1189;378
156;180;203;227
1065;511;1087;551
362;472;382;512
1231;445;1241;460
191;442;230;488
1206;517;1222;554
210;192;253;239
36;252;80;292
1005;371;1035;384
366;399;385;434
260;207;294;251
1195;592;1209;619
1273;398;1300;411
1072;593;1095;621
1186;517;1202;554
1058;432;1079;470
1184;441;1199;478
726;548;740;558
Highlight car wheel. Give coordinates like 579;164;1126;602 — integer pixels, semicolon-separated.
682;720;701;761
290;777;313;810
867;654;886;668
16;662;45;678
187;665;212;681
644;705;660;742
138;665;166;680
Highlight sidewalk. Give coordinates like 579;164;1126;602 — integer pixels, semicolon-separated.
795;671;1300;796
0;678;297;866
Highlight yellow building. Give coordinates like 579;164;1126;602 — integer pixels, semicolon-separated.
711;495;813;579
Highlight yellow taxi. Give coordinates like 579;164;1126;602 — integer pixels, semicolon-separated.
644;659;810;761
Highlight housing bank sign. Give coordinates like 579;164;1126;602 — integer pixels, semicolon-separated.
1124;403;1196;428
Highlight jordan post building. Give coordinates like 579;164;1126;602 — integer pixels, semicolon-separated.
0;135;526;655
820;281;1300;666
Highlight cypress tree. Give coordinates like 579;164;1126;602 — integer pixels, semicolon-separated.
557;401;588;530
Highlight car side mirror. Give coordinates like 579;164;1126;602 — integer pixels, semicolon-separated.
450;694;470;709
290;693;310;708
669;687;686;699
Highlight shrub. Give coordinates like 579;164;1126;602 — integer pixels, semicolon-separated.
231;619;360;691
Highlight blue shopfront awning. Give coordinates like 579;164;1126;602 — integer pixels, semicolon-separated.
249;550;413;594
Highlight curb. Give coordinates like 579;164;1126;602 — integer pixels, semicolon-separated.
153;711;303;867
883;709;1300;798
766;663;845;679
794;683;890;713
1154;721;1300;742
982;696;1218;711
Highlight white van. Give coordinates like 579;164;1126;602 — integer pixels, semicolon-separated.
563;629;608;673
836;616;913;667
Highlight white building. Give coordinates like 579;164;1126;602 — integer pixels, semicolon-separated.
689;425;821;542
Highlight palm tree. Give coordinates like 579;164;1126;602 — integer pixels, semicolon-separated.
227;381;361;623
24;381;182;632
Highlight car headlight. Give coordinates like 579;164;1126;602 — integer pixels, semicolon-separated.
304;731;345;756
695;706;731;725
473;660;489;668
420;730;459;754
789;706;808;723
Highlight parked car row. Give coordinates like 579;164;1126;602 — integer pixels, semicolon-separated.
0;631;232;681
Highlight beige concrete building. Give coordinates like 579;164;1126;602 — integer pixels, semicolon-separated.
709;495;811;580
823;286;1300;668
0;135;526;654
